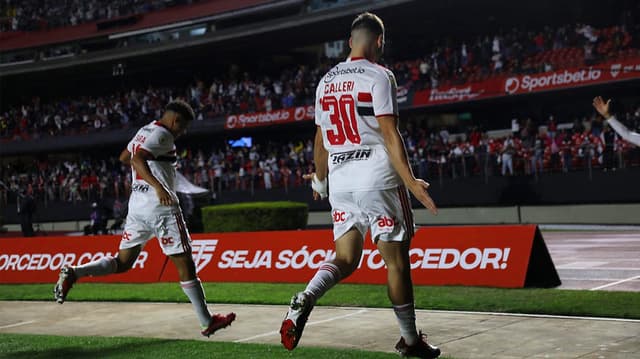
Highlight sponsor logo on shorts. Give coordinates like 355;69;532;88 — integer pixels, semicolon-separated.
160;237;174;245
132;184;150;193
332;210;347;224
377;216;396;228
331;149;372;165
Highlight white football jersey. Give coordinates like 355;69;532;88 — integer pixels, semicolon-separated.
315;57;401;192
126;121;178;212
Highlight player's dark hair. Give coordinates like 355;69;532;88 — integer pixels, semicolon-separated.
166;99;195;122
351;12;384;36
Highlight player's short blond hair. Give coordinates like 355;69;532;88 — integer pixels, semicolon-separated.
351;12;384;37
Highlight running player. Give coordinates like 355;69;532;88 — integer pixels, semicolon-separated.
54;100;236;337
280;12;440;358
593;96;640;146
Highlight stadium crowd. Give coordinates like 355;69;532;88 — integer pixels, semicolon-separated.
0;0;203;32
1;17;638;142
3;103;640;210
2;6;639;209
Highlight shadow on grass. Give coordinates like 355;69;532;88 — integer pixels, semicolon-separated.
4;339;175;359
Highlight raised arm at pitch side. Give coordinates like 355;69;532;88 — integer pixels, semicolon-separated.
593;96;640;146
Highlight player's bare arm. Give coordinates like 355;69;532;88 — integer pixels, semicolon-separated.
593;96;640;146
303;126;329;200
378;115;438;215
119;148;131;166
130;148;173;206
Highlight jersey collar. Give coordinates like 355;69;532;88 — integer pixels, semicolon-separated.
347;57;366;62
154;121;172;133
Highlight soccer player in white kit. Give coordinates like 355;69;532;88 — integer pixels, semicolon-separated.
280;13;440;358
593;96;640;146
54;100;236;337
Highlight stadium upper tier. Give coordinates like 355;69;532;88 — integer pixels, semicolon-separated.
0;0;277;51
1;19;638;146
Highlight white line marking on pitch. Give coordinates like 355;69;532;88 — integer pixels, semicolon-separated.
0;320;36;330
590;275;640;291
233;309;368;343
423;309;640;323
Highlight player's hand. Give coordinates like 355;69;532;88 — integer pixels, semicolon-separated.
303;173;328;200
407;178;438;215
155;186;174;206
592;96;611;119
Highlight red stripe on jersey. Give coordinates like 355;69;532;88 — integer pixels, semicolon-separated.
174;211;192;254
397;186;415;239
375;113;397;118
357;92;373;102
154;121;171;132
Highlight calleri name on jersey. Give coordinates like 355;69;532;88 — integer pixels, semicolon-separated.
315;57;401;193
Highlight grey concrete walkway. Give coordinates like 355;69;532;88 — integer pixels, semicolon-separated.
544;231;640;292
0;301;638;358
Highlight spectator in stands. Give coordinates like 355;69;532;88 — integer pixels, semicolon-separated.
531;134;546;176
109;198;126;233
601;124;617;171
511;118;520;138
84;201;107;235
548;132;562;172
560;129;573;172
501;136;515;176
17;187;36;237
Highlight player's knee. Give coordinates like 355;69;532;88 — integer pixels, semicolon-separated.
333;256;359;275
114;257;133;273
386;260;411;277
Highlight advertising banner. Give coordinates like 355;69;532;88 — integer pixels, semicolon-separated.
0;225;559;288
412;57;640;107
0;235;165;283
224;105;314;130
502;57;640;95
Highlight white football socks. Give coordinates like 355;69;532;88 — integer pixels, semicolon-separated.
303;262;341;302
180;278;212;327
393;302;419;345
73;256;118;278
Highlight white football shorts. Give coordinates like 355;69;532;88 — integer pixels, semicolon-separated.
329;186;415;243
119;208;191;256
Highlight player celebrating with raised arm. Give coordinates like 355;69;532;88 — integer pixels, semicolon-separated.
54;100;236;337
280;12;440;358
593;96;640;146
